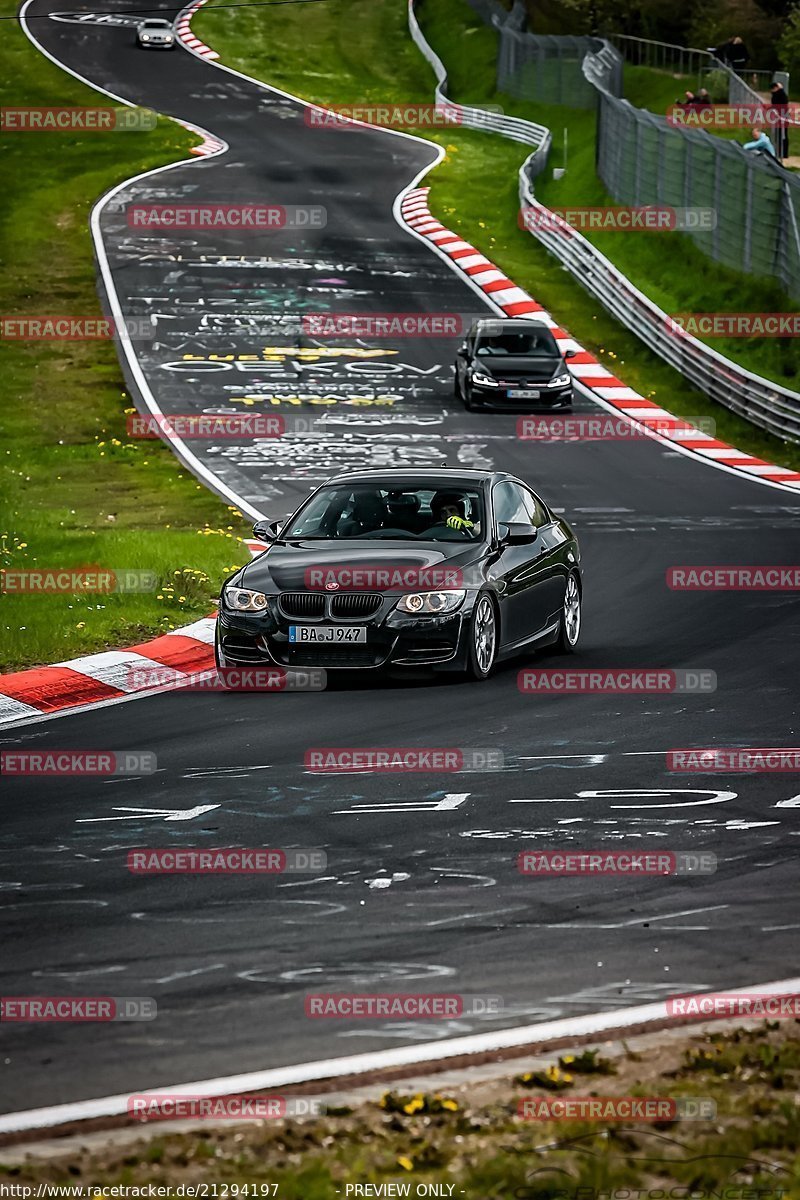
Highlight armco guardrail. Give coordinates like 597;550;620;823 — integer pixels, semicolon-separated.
408;0;551;152
408;0;800;444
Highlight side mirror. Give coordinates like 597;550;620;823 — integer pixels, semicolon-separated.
252;518;283;542
499;522;539;545
456;344;468;357
564;348;577;359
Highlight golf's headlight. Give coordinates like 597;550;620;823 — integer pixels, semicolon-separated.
549;372;570;387
396;591;465;615
224;586;269;612
471;371;499;387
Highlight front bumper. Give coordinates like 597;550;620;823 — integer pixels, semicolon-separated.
217;599;472;673
470;381;573;410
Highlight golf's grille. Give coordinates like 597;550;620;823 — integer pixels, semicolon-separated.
329;593;382;620
278;592;325;620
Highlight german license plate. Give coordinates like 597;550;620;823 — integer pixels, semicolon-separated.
289;625;367;644
508;388;540;398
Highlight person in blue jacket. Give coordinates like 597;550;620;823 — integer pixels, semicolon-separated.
743;126;777;157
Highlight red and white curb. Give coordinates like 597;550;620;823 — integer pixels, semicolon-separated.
175;0;219;62
402;187;800;492
188;129;225;157
173;0;224;154
0;541;268;728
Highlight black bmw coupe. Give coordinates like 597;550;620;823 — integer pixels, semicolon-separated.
216;469;582;681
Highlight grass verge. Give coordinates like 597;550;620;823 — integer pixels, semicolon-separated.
193;0;800;472
0;9;250;672
2;1023;798;1191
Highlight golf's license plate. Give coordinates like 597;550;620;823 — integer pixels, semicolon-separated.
289;625;368;644
508;388;540;399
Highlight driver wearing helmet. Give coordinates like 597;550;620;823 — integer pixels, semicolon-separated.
430;491;475;533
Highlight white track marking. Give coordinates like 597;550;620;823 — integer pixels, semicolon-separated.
1;975;798;1135
76;804;220;823
155;964;226;984
334;793;470;814
510;789;737;809
547;904;728;930
426;906;524;927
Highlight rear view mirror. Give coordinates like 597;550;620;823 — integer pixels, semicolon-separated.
457;343;468;357
564;348;577;359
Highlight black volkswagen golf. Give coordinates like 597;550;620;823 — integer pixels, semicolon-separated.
454;318;575;411
216;469;582;681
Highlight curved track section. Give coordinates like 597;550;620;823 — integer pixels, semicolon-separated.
2;0;799;1119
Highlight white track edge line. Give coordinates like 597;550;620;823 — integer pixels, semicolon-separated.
1;975;798;1135
18;1;261;527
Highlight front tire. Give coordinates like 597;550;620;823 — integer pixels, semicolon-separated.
555;572;581;653
466;593;498;680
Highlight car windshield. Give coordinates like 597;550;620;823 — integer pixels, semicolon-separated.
475;330;558;357
142;20;171;27
282;484;485;542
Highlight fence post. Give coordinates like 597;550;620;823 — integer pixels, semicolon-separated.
783;180;800;298
713;150;722;259
743;159;753;275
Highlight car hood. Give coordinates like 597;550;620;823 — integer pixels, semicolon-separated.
238;540;486;592
473;355;563;382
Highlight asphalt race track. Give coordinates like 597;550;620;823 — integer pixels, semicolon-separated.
2;0;799;1116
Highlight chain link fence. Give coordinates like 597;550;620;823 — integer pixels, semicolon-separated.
491;19;800;298
408;0;800;441
498;29;618;106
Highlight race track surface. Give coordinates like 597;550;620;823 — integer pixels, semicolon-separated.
2;0;799;1115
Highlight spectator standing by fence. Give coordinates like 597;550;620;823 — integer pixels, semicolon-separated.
769;81;790;162
711;35;750;70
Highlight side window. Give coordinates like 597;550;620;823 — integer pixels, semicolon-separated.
521;488;550;528
493;481;530;529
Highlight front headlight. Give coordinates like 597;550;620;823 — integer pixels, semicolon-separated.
395;591;465;615
224;586;269;613
549;372;571;387
471;371;499;387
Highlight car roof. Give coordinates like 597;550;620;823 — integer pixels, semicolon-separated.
320;468;514;487
140;18;171;23
470;317;553;332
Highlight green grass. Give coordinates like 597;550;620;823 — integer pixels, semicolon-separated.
623;64;698;111
3;1025;799;1193
194;0;800;472
0;7;250;671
